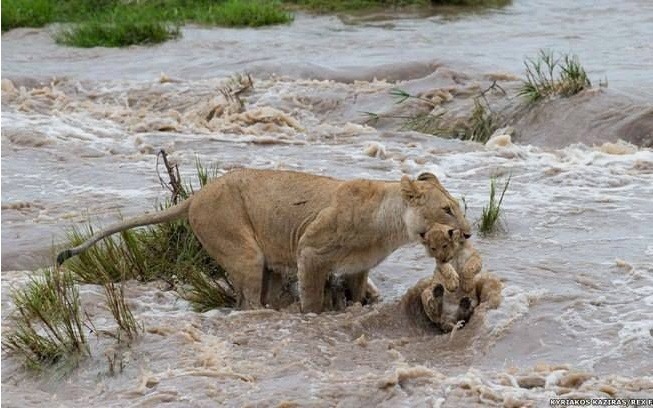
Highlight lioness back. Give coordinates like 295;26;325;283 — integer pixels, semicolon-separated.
202;169;341;271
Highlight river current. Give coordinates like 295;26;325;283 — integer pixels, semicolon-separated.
2;1;652;406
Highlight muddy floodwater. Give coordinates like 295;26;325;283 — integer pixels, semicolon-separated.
2;0;653;406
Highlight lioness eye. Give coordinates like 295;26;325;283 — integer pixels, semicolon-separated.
444;206;453;215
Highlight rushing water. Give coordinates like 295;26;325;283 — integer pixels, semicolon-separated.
2;0;653;406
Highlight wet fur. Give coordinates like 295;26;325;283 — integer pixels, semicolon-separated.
401;272;502;332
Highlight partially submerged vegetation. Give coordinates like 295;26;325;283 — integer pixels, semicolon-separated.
366;50;593;146
365;84;503;144
2;268;90;371
518;50;592;102
3;155;234;371
2;0;510;47
402;98;498;143
478;175;510;235
63;155;236;309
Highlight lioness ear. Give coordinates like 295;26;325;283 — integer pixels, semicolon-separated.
417;172;442;185
400;175;423;203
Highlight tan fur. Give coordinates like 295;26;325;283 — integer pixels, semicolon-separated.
404;227;499;331
58;168;470;313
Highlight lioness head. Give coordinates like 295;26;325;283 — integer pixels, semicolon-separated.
422;223;460;264
400;172;471;242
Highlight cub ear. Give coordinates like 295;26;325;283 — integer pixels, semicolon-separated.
417;172;442;185
400;175;423;203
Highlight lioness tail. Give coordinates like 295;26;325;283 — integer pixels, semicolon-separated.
57;198;192;265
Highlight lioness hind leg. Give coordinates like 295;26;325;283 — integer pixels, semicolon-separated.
217;248;266;309
188;182;266;309
190;229;266;309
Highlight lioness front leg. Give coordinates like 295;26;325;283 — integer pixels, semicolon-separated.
297;248;330;313
341;271;369;305
437;262;459;292
364;276;381;305
460;252;482;293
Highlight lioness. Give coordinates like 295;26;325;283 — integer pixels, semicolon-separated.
58;169;471;313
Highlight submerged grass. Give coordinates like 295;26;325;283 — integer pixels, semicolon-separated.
382;88;498;143
519;50;591;102
102;281;142;342
2;268;90;370
6;158;234;370
478;175;510;235
3;266;142;370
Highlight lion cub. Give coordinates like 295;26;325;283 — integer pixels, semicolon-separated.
415;223;493;331
423;224;482;292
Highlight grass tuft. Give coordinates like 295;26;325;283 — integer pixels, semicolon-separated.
1;0;55;31
478;175;510;235
64;226;150;283
55;7;181;48
102;281;142;342
179;0;293;27
389;90;498;143
518;50;591;102
2;268;90;370
179;265;236;312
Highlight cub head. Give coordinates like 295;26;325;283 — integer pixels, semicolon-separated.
400;172;471;242
422;223;460;264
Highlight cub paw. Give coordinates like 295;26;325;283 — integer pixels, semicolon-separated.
440;263;459;292
421;284;444;323
460;276;475;293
